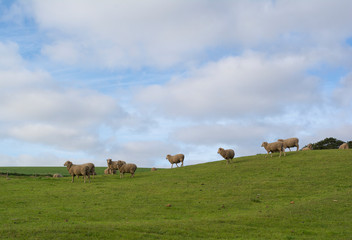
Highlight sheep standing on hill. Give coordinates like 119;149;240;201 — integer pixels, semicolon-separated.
217;148;235;164
166;154;185;168
339;143;349;149
261;141;286;158
64;161;91;183
302;144;313;151
117;160;137;178
277;138;299;152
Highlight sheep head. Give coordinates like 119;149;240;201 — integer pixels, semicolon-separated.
116;160;126;169
64;161;72;168
217;148;224;154
107;159;112;166
261;142;268;147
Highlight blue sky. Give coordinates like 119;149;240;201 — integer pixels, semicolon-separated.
1;0;352;167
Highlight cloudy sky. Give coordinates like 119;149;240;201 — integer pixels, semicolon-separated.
1;0;352;167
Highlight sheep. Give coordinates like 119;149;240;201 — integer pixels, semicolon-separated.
104;168;116;175
116;160;137;178
64;161;91;183
151;167;157;171
107;159;126;174
166;154;185;168
261;141;286;158
302;144;313;151
277;138;299;152
53;173;63;178
81;163;96;178
339;143;349;149
217;148;235;164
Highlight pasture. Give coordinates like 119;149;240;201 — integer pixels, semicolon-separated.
0;150;351;239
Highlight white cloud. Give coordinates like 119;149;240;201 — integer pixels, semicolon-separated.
136;52;321;119
0;41;126;153
10;0;350;69
333;73;352;108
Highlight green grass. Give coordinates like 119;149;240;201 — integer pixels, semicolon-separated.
0;167;151;177
0;150;351;239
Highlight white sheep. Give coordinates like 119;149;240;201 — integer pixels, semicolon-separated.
64;161;91;183
166;154;185;168
277;138;299;151
117;160;137;178
339;143;349;149
217;148;235;164
302;144;313;151
261;141;286;158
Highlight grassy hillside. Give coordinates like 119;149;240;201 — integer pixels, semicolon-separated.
0;166;150;177
0;150;351;239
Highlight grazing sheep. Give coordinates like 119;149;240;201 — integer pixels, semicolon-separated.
339;143;349;149
261;141;286;158
104;168;116;175
166;154;185;168
302;144;313;151
277;138;299;151
217;148;235;164
53;173;63;178
117;160;137;178
151;167;157;171
64;161;91;183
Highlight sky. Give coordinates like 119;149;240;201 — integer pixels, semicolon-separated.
0;0;352;167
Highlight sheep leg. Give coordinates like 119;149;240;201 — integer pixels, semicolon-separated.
176;163;179;167
181;161;183;167
88;174;91;183
71;175;74;183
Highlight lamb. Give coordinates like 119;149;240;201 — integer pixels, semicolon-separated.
277;138;299;151
53;173;63;178
217;148;235;164
302;144;313;151
166;154;185;168
261;141;286;158
64;161;91;183
106;159;126;174
117;160;137;178
339;143;349;149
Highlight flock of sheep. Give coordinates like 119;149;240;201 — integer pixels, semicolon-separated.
63;159;138;183
61;137;349;183
260;137;349;158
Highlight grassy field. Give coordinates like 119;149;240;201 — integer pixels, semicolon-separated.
0;166;151;177
0;150;351;239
